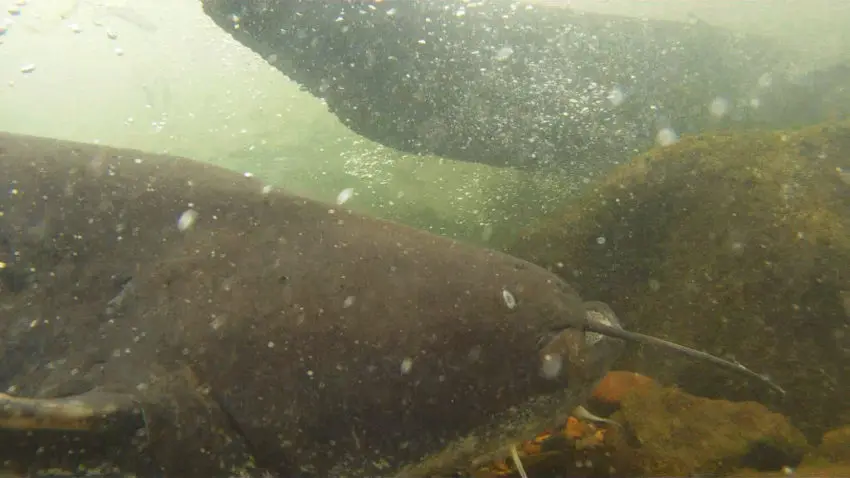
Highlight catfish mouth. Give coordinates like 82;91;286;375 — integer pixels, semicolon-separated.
535;302;626;386
538;302;621;349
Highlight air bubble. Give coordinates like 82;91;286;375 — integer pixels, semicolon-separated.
400;357;413;375
177;209;198;231
607;87;625;106
502;289;517;309
709;97;729;118
656;127;678;146
494;46;514;61
336;187;354;205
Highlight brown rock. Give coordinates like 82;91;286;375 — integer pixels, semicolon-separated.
727;464;850;477
607;385;809;476
508;119;850;438
817;425;850;463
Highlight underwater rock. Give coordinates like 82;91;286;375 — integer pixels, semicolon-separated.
200;0;811;172
726;464;850;477
816;425;850;463
507;119;850;438
588;370;657;406
468;380;808;478
608;384;808;476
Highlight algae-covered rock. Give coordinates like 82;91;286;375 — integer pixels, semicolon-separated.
465;381;809;478
816;425;850;463
727;464;850;477
507;120;850;438
607;385;808;476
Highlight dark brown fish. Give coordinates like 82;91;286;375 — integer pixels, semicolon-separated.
0;132;780;477
0;132;626;477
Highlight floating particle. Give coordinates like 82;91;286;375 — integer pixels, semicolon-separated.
0;24;7;35
261;184;273;195
596;236;606;245
343;295;356;308
709;96;729;118
607;86;625;106
493;46;513;61
400;357;413;375
336;187;354;205
837;167;850;186
8;6;21;15
243;171;254;178
177;209;198;231
69;23;81;33
114;47;124;56
20;64;35;74
210;316;226;330
501;289;517;309
106;29;118;40
656;127;678;146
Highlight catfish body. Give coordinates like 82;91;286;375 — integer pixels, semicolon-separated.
0;132;622;476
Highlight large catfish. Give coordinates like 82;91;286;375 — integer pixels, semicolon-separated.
0;132;780;477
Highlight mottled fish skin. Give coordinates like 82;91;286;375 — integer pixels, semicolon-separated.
394;305;625;478
0;132;622;477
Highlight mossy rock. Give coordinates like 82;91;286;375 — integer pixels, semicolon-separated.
816;425;850;463
726;464;850;477
507;120;850;438
607;385;808;476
